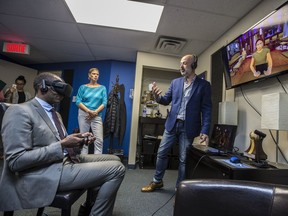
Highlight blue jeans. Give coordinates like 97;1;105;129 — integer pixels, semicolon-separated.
78;109;103;154
154;121;193;187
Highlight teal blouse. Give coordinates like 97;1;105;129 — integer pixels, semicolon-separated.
76;85;107;117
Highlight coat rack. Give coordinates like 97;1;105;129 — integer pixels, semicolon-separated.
103;75;126;159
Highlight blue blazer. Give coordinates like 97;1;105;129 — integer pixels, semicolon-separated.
158;76;212;139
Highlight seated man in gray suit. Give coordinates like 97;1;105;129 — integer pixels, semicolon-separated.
0;72;125;216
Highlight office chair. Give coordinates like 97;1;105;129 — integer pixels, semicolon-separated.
3;189;85;216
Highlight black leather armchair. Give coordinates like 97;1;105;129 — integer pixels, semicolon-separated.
174;179;288;216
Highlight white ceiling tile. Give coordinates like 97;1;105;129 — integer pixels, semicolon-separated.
158;6;238;41
0;14;84;43
0;0;74;22
89;44;137;62
166;0;262;17
0;0;283;65
79;24;155;50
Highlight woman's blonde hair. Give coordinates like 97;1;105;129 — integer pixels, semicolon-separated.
88;68;99;75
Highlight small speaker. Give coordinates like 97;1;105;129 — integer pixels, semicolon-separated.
218;101;238;125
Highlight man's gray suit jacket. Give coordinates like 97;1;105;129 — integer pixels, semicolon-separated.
0;99;65;211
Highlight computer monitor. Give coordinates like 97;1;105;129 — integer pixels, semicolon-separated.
209;124;237;153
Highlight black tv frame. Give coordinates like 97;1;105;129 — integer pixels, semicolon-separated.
222;1;288;90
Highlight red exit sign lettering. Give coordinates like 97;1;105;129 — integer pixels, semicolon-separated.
3;42;30;55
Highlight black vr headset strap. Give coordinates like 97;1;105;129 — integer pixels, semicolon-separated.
41;79;48;93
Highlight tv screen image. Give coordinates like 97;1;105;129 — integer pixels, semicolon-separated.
223;2;288;89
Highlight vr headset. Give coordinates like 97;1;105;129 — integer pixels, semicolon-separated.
42;80;73;97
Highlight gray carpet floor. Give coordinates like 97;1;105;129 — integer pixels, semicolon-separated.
0;161;177;216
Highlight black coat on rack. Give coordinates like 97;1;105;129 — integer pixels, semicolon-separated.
103;76;126;152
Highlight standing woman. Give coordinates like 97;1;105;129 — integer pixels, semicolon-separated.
76;68;107;154
4;75;32;104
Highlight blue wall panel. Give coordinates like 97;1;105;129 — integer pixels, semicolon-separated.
32;60;135;157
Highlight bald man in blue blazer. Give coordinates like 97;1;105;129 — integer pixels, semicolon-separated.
142;54;212;192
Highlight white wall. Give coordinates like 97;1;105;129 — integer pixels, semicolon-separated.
199;0;288;163
128;52;179;166
0;59;37;97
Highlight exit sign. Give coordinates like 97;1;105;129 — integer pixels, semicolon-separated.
3;42;30;55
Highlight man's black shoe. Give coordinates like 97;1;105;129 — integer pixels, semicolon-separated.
78;202;93;216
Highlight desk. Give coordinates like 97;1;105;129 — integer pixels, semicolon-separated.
185;146;288;185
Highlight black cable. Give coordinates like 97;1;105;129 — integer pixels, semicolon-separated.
150;150;207;215
151;192;176;216
275;77;288;163
232;146;240;155
150;154;207;215
276;76;287;93
268;128;288;163
190;154;207;178
240;83;288;163
240;86;261;115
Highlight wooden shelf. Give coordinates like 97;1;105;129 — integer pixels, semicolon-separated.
138;117;179;169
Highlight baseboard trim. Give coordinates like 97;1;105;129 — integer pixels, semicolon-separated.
127;164;136;169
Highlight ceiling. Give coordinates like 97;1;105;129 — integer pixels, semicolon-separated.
0;0;262;66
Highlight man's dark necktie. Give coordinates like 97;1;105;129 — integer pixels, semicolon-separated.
50;108;79;163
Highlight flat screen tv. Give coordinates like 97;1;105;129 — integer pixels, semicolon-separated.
222;2;288;89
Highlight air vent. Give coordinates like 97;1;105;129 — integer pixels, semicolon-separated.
155;37;187;54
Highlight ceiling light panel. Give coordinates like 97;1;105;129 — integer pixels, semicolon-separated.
65;0;164;32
